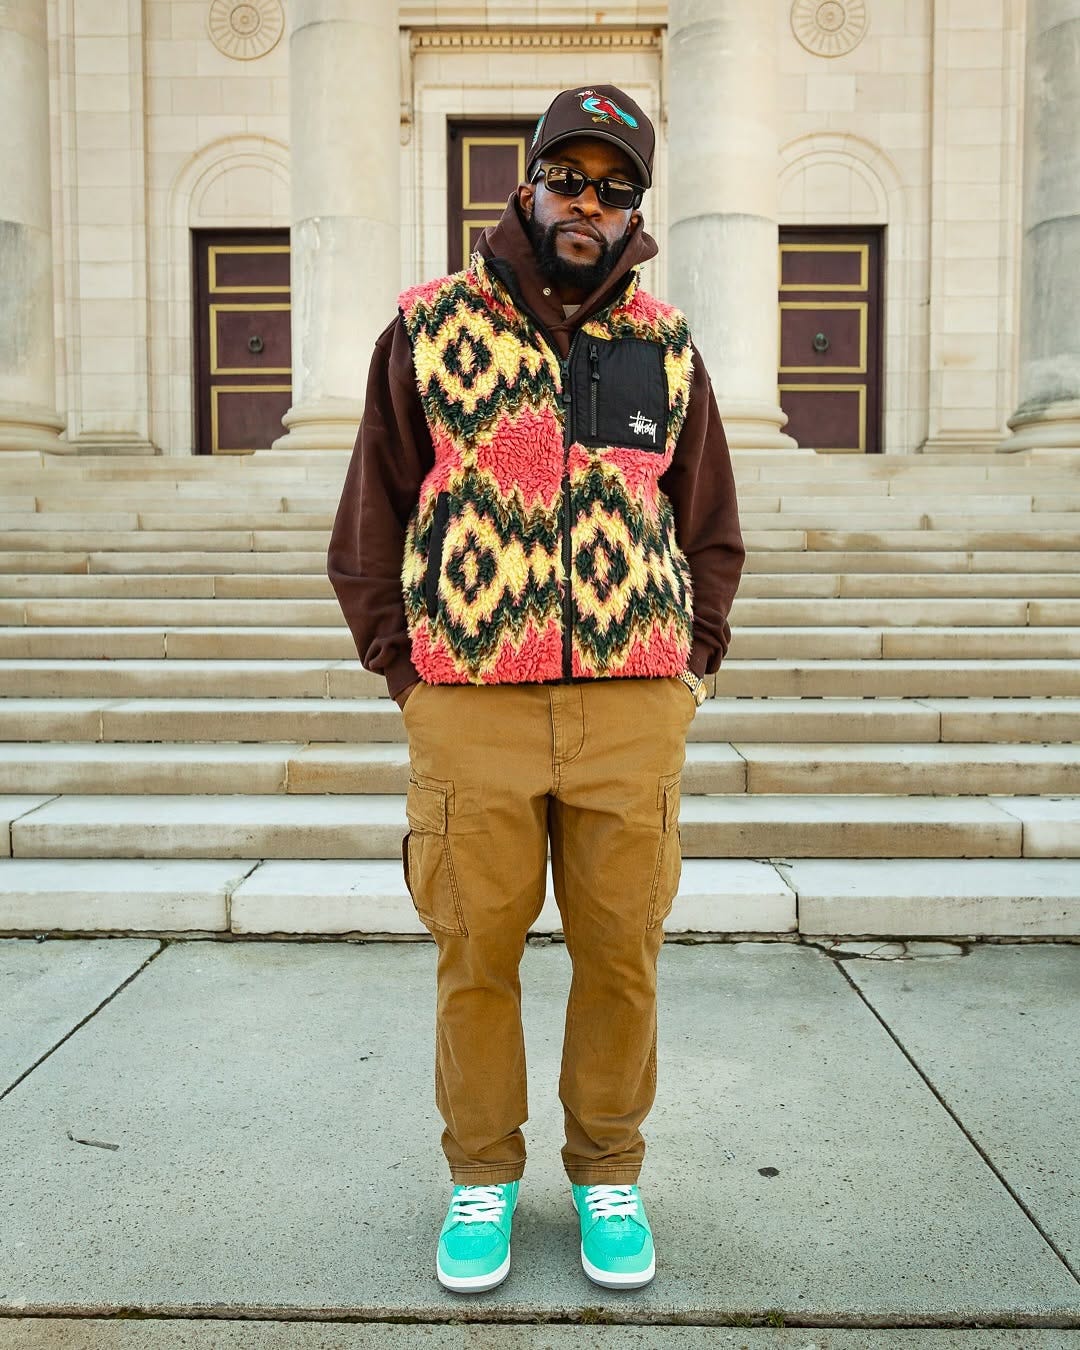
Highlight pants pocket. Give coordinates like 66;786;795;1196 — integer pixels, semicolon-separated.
647;770;682;929
403;773;468;936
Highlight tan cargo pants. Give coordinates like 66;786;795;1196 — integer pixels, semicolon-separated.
400;675;695;1186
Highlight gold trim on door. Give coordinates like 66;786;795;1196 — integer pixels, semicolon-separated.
210;384;292;454
778;382;866;452
209;245;291;294
209;302;292;374
779;301;867;374
462;218;502;265
779;243;869;292
462;137;526;209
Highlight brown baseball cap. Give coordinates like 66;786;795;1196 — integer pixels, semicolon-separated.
527;85;655;189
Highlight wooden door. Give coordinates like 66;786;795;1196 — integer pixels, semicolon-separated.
193;229;292;454
777;228;884;452
447;119;537;272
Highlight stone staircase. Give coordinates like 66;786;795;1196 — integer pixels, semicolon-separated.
1;449;1078;941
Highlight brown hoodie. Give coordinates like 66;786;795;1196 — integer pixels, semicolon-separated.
327;193;745;699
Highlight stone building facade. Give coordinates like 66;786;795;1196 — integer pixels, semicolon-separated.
0;0;1077;458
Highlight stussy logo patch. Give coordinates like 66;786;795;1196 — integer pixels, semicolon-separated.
629;410;658;442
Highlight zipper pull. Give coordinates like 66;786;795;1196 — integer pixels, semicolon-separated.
589;343;600;381
560;359;571;405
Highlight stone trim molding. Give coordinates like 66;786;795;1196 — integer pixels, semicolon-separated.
401;2;665;25
409;27;661;54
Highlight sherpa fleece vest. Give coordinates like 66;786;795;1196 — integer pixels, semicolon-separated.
397;254;695;686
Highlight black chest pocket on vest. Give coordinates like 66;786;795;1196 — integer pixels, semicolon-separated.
570;336;668;453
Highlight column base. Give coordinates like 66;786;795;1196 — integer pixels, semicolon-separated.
920;433;1007;454
63;434;159;456
0;404;67;453
998;401;1080;452
266;398;364;453
716;399;803;451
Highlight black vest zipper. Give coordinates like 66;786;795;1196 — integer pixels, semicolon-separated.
588;342;600;439
560;331;583;682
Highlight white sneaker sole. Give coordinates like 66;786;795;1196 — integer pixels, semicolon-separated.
580;1245;656;1289
437;1248;511;1293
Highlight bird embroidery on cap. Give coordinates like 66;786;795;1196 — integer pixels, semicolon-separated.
578;90;639;130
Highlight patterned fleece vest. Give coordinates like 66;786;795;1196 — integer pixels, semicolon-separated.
397;254;695;686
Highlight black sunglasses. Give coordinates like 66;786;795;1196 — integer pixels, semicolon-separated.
531;162;644;211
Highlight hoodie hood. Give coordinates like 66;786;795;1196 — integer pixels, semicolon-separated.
474;191;658;355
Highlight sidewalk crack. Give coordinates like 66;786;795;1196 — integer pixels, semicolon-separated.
0;942;167;1106
827;955;1080;1287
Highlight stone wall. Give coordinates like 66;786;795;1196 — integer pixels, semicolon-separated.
0;0;1044;453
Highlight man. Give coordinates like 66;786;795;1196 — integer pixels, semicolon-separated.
328;84;744;1294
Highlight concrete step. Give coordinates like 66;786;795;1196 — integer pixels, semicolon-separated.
0;550;329;574
2;740;1075;797
0;629;359;661
4;626;1079;666
0;795;54;854
3;854;1076;937
716;659;1080;697
4;484;1054;508
749;550;1080;574
714;743;1080;795
0;660;341;699
0;530;263;553
879;629;1080;658
4;502;1072;530
6;547;1080;577
804;529;1080;551
2;858;1069;934
3;791;1063;859
3;636;1080;689
738;511;1080;532
4;570;1080;601
0;855;794;935
0;596;1051;628
0;528;820;554
778;857;1080;937
919;697;1080;743
0;742;418;796
1;642;1079;707
2;695;1076;744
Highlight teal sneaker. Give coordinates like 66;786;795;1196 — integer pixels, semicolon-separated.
436;1181;519;1293
571;1183;655;1289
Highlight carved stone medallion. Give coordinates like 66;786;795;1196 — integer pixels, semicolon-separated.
790;0;869;58
207;0;285;61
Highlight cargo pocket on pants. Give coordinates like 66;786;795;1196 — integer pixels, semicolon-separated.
647;770;682;929
402;774;468;936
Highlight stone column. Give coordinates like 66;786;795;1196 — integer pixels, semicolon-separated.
1001;0;1080;451
270;0;400;452
0;0;65;453
667;0;797;450
922;0;1021;454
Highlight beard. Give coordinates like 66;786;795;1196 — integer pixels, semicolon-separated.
526;213;631;294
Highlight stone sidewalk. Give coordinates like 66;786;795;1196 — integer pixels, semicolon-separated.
0;936;1077;1348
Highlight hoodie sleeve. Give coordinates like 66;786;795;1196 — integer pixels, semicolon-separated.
327;315;434;699
658;343;746;676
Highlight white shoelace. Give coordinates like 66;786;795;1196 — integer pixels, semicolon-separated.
583;1184;639;1219
450;1184;508;1224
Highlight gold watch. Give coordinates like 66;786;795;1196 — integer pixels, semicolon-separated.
677;668;707;706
